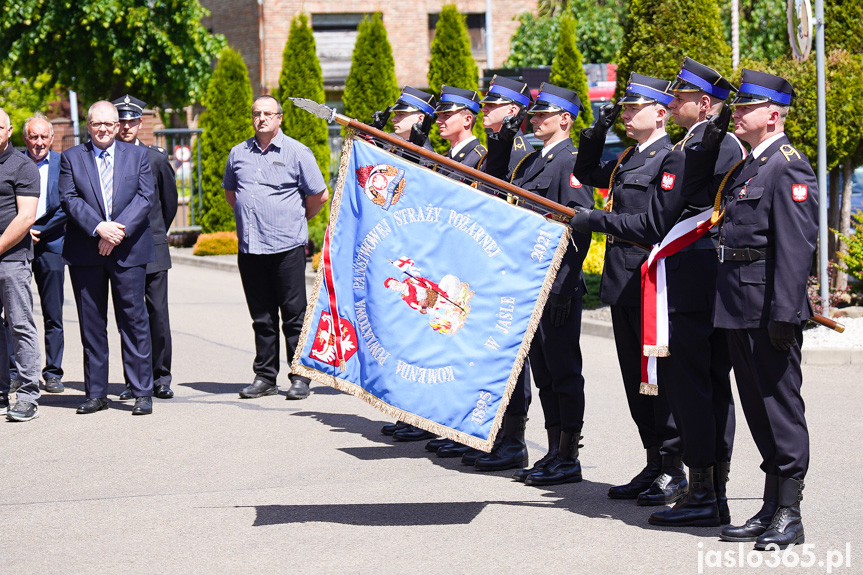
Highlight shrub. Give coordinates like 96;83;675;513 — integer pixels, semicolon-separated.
198;47;253;233
193;231;238;256
277;13;331;254
427;4;485;154
343;13;399;128
549;13;593;135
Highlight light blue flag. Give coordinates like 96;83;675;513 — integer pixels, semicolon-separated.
294;136;570;451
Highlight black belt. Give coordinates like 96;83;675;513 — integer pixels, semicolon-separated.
718;246;774;262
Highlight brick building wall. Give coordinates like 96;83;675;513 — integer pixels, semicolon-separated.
201;0;537;96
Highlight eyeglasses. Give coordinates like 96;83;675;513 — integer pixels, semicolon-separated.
252;111;281;119
88;121;117;129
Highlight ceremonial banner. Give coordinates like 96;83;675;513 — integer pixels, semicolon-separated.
293;135;571;451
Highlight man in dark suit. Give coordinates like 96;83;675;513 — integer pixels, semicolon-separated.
59;100;156;416
113;95;178;401
572;73;685;505
682;70;817;550
484;83;594;486
21;114;67;393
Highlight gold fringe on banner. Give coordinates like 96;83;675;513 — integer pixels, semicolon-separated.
642;344;670;357
639;382;659;396
292;134;572;452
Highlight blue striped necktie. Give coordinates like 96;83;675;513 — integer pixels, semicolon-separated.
99;149;113;219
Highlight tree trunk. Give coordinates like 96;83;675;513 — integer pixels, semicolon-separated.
836;162;855;292
828;165;841;258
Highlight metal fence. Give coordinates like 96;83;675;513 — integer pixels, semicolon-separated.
153;128;202;232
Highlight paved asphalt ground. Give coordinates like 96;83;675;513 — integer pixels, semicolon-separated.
2;255;861;574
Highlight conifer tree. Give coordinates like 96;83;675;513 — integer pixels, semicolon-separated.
276;13;331;251
614;0;731;141
548;13;593;136
427;4;484;154
343;13;399;128
198;47;253;233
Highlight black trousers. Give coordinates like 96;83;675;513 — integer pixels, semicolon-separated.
610;304;680;455
528;296;585;433
727;327;809;480
123;269;172;388
32;249;65;380
504;361;531;417
238;247;307;384
660;310;735;468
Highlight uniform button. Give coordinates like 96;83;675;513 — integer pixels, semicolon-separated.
797;311;801;317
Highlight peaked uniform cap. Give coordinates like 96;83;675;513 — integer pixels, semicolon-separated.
435;86;482;114
390;86;437;116
527;82;584;118
619;73;674;106
480;75;531;108
671;57;736;100
732;69;796;106
112;95;147;120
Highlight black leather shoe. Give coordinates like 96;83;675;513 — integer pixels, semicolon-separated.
462;448;485;466
392;425;436;442
649;466;720;527
154;385;174;399
637;455;688;506
285;378;310;400
524;431;583;486
608;446;661;499
239;378;278;399
474;415;528;471
43;377;64;393
721;475;779;542
77;397;109;414
513;426;560;482
0;392;8;409
118;387;134;401
381;421;409;436
132;396;153;415
754;478;805;550
425;437;451;452
437;443;475;458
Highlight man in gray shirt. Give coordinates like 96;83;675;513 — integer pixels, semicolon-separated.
222;95;329;400
0;107;42;421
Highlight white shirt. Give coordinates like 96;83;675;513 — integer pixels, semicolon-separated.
449;136;478;158
637;132;667;153
540;138;568;158
750;132;786;160
34;154;50;220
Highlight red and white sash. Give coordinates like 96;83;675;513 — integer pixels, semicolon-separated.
639;208;715;395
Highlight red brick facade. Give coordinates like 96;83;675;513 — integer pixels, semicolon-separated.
201;0;537;96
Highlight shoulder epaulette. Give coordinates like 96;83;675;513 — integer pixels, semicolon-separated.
513;136;528;152
779;144;801;162
474;143;488;155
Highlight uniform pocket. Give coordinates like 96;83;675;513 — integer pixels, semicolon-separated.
734;186;764;225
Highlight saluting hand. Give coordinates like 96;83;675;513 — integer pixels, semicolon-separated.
370;107;391;131
702;103;732;152
408;122;428;147
584;103;621;140
498;106;528;143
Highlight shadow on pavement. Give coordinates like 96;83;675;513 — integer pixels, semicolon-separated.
244;501;497;526
180;381;248;395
